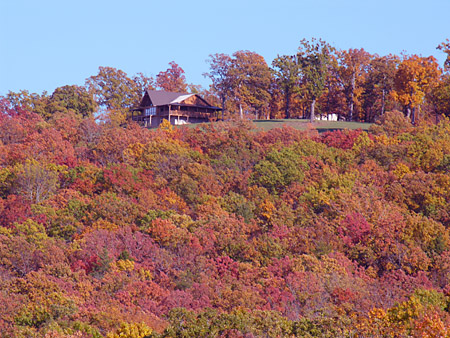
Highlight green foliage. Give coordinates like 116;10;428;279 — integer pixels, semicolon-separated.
158;308;294;338
252;146;308;193
48;85;97;118
298;38;334;121
271;54;301;119
220;191;255;223
13;219;49;248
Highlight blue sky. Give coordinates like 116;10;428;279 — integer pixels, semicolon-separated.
1;0;449;96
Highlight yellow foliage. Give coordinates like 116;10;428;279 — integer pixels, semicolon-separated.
356;308;389;337
123;142;145;164
260;199;275;220
369;307;387;321
365;266;378;279
0;166;12;183
92;219;120;231
138;268;153;281
47;162;69;175
106;322;152;338
384;261;396;271
14;219;49;249
115;259;135;272
361;290;450;337
320;256;347;275
393;55;441;110
0;226;12;237
352;131;374;153
158;118;173;132
76;279;95;299
374;133;399;146
393;163;411;179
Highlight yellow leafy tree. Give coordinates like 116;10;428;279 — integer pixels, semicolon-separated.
106;322;152;338
392;55;441;123
158;118;173;133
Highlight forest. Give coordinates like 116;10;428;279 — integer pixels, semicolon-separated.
0;39;450;337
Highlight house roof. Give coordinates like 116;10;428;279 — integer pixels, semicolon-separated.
146;90;194;106
143;90;221;109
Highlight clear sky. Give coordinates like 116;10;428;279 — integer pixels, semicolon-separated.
1;0;449;96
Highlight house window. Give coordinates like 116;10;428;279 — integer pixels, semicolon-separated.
144;107;156;116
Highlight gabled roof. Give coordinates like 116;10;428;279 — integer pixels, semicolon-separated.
145;90;194;106
142;90;221;109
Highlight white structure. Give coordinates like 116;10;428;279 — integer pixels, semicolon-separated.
317;113;338;121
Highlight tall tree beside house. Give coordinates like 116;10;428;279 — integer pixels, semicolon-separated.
132;72;155;96
86;67;153;124
337;48;372;121
271;54;301;119
156;61;188;92
392;55;441;123
85;67;142;121
228;50;272;119
48;85;97;118
298;38;334;123
205;53;233;117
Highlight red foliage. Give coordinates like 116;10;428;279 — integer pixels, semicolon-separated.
0;195;31;227
70;255;99;274
339;212;372;246
318;129;363;149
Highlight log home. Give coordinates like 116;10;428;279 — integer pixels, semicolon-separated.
129;90;222;128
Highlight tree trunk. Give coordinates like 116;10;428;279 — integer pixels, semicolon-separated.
411;106;416;124
239;104;243;119
168;105;171;124
310;98;316;123
221;96;226;120
435;104;439;124
349;73;355;121
285;91;291;119
349;101;354;121
381;89;386;116
406;106;411;119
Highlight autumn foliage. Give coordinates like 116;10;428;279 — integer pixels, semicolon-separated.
2;38;450;337
0;102;449;337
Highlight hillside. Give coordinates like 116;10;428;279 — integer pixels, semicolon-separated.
0;110;450;337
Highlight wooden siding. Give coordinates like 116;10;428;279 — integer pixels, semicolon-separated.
181;95;210;106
